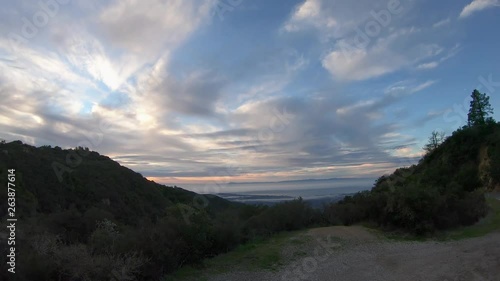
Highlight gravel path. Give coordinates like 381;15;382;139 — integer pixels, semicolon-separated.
207;226;500;281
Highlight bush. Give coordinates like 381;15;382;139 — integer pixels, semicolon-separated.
322;123;499;234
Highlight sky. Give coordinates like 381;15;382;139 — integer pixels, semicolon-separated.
0;0;499;188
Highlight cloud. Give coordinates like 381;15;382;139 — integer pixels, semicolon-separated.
459;0;500;18
97;0;216;54
385;80;437;97
0;0;229;178
432;18;451;28
322;28;441;81
222;95;417;174
61;33;133;91
335;80;436;119
282;0;408;40
322;45;408;81
417;61;439;69
415;44;461;71
414;109;449;127
49;0;218;91
83;60;428;183
0;0;470;184
285;1;459;81
153;69;227;118
410;80;437;93
283;0;337;33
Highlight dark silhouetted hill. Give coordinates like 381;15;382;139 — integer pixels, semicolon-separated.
0;141;319;281
0;141;234;224
324;122;500;234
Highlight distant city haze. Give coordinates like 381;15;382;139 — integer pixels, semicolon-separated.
175;177;375;194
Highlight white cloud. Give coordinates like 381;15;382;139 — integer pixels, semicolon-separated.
459;0;499;18
1;0;218;92
417;61;439;69
335;79;436;125
432;18;451;28
410;80;437;93
98;0;217;54
282;0;408;40
336;99;376;115
415;44;461;71
76;0;218;90
322;29;439;81
283;0;337;33
293;0;321;20
322;47;404;81
384;80;437;97
0;0;226;159
391;146;423;158
285;1;457;81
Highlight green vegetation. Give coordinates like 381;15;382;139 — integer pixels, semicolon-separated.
374;197;500;242
468;89;494;127
0;143;320;281
166;231;312;281
323;89;499;235
442;197;500;240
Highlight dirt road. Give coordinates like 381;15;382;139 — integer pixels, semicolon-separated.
207;226;500;281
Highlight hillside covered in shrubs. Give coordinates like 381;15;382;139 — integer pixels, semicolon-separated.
0;141;320;281
324;90;500;234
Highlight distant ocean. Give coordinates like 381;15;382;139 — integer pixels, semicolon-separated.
180;178;375;207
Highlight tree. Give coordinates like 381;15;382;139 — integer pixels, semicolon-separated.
424;130;446;154
467;89;494;127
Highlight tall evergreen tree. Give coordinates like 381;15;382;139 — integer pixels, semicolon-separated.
467;89;494;127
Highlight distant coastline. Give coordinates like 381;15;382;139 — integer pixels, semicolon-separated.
179;177;376;194
215;181;374;208
226;177;376;185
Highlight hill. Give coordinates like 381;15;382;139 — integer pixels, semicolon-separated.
0;141;320;281
324;122;500;234
0;141;246;280
0;140;236;223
